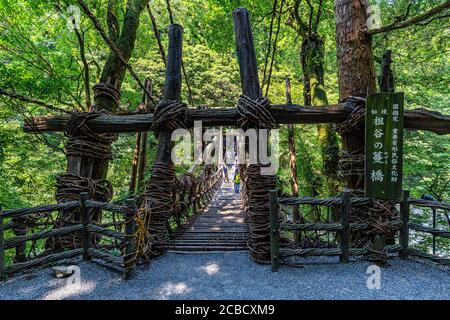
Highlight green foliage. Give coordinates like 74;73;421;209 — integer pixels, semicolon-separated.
0;0;448;216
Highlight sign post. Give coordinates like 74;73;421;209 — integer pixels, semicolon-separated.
365;92;404;200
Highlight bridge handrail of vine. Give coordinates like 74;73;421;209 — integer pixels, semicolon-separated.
0;164;223;280
269;190;450;271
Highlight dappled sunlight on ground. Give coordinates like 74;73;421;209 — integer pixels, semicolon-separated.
200;262;220;275
42;280;96;300
157;282;192;300
1;253;449;300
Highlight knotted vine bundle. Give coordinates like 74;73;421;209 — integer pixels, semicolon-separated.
237;95;278;129
56;110;116;204
51;109;118;251
338;151;364;187
335;96;366;135
151;100;188;136
93;82;121;108
64;110;118;160
246;164;277;263
141;162;177;257
56;174;113;203
350;193;400;244
335;97;366;186
235;95;278;263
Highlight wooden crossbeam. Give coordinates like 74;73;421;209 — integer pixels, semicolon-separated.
23;104;449;135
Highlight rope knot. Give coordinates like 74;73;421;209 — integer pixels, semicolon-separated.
122;201;138;220
93;82;121;107
336;96;366;135
237;95;278;129
151;100;188;135
64;111;117;160
338;151;364;185
56;173;113;203
136;102;154;114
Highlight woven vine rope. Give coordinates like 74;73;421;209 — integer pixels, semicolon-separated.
56;174;113;203
141;162;177;256
237;95;278;129
246;164;277;263
335;96;366;135
151;100;188;135
337;151;364;185
174;172;197;222
93;82;121;107
64;110;118;160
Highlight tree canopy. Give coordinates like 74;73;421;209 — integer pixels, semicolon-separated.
0;0;449;210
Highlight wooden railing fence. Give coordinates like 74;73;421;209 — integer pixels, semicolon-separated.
0;193;138;280
269;189;449;271
400;191;450;266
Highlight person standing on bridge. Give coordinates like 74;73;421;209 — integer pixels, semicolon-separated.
233;170;241;194
222;165;229;183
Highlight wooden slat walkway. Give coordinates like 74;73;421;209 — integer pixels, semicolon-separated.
167;180;249;252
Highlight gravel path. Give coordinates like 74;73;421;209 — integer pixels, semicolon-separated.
1;252;449;300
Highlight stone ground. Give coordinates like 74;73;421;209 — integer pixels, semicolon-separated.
0;252;449;300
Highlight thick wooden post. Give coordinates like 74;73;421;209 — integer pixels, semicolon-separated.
340;189;351;263
269;190;280;272
233;7;276;262
0;204;5;280
79;192;91;261
156;24;183;164
233;8;261;100
13;217;26;263
400;190;410;259
124;199;137;279
432;208;436;255
144;24;183;247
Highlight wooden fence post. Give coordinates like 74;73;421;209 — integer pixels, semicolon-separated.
432;208;436;255
0;204;5;281
400;190;410;259
13;217;26;263
340;189;351;263
124;199;137;280
269;190;280;272
79;192;91;261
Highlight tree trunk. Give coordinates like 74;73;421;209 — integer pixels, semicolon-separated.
91;0;148;181
379;50;395;92
301;35;340;194
285;78;301;243
335;0;376;190
52;0;148;251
